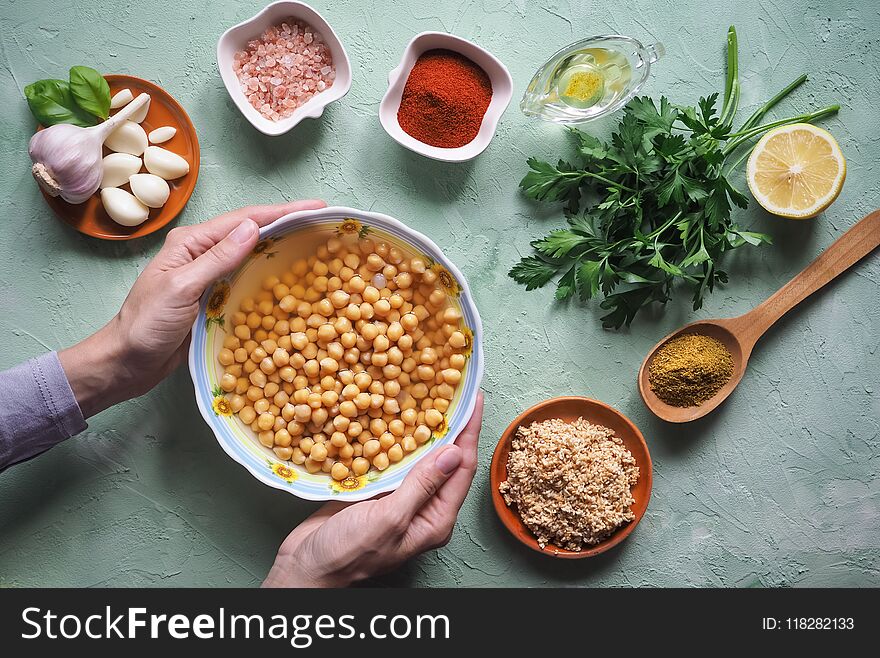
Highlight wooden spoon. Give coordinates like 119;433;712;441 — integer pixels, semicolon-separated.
639;209;880;423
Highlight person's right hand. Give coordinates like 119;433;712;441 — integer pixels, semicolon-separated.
263;392;484;588
60;199;326;418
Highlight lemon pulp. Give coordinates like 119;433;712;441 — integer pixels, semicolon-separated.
747;123;846;219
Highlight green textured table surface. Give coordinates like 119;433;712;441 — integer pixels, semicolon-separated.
1;0;878;587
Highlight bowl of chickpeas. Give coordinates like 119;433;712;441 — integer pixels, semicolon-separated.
189;206;484;501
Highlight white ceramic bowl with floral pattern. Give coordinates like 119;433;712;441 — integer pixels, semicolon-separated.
188;206;484;501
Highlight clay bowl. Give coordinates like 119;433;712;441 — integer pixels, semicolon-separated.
41;74;200;240
490;396;652;558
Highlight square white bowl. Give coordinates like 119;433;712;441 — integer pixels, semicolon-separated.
379;32;513;162
217;0;352;136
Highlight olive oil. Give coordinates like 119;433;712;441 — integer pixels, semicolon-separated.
521;36;663;124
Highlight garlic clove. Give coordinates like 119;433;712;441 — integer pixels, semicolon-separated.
148;126;177;144
128;94;151;123
101;187;150;226
129;173;170;208
143;146;189;180
101;153;142;189
104;121;148;156
110;89;134;109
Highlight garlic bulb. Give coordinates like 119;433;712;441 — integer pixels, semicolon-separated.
28;94;149;204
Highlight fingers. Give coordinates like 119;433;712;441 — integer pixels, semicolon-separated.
433;392;484;510
236;199;327;226
163;199;328;262
176;219;259;296
381;444;463;523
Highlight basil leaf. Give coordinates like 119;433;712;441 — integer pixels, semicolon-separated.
24;79;97;127
69;66;110;119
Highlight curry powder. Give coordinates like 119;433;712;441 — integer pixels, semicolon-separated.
648;333;734;407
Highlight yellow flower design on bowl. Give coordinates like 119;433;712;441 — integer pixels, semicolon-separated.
330;474;369;493
337;218;369;238
271;462;298;483
433;415;449;440
206;281;230;320
211;388;233;417
253;238;277;258
431;262;460;295
461;326;474;356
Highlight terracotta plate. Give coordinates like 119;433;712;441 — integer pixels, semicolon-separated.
490;396;652;558
39;74;200;240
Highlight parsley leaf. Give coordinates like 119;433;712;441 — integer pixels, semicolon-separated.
510;26;838;328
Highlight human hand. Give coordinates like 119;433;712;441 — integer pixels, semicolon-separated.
59;200;326;417
263;392;484;588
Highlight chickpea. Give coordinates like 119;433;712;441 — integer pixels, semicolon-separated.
249;370;268;388
450;353;466;370
373;453;390;471
363;439;381;459
374;433;392;451
256;413;274;431
219;348;235;366
220;373;236;392
339;401;358;418
414;425;432;444
258;431;275;448
300;437;315;455
363;286;381;303
294;404;312;423
320;357;339;374
417;365;435;382
310;443;328;462
303;458;321;474
374;299;391;316
239;406;257;425
330;462;350;481
352;457;370;476
434;398;450;413
354;392;371;410
401;313;418;331
388;444;404;463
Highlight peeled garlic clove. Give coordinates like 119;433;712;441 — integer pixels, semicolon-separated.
144;146;189;180
128;94;151;123
148;126;176;144
105;121;148;156
110;89;134;109
129;173;170;208
100;153;142;189
101;187;150;226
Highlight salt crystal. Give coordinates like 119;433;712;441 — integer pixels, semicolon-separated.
232;18;335;121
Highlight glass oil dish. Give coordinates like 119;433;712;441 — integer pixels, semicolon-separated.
521;35;664;125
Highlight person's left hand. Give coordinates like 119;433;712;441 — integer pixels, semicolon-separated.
60;200;326;417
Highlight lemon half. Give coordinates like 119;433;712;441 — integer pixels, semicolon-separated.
746;123;845;219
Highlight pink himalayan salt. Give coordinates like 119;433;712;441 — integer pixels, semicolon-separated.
233;18;335;121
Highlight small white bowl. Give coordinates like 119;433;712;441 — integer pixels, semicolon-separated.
379;32;513;162
217;1;352;136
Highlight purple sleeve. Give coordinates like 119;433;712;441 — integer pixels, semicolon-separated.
0;352;87;471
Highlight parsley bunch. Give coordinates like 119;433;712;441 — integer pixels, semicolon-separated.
510;27;839;328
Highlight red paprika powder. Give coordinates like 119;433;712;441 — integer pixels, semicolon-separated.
397;49;493;148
